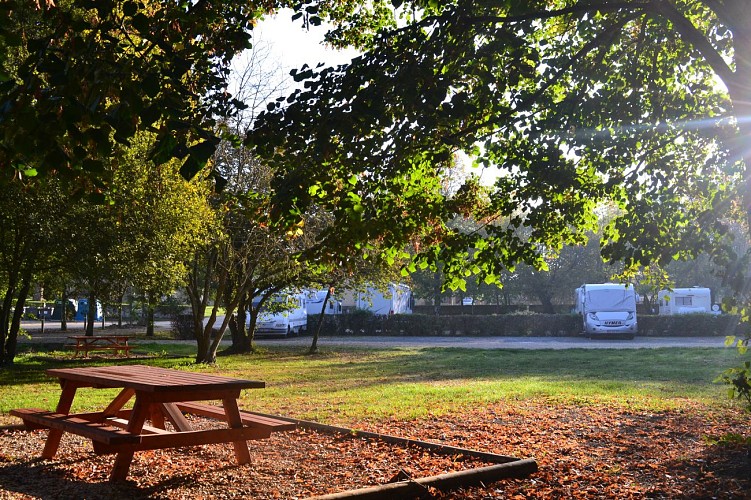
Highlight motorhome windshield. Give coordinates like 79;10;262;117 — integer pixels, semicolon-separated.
252;295;294;312
586;289;635;311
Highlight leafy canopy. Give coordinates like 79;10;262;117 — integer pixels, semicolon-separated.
0;0;396;188
251;0;746;287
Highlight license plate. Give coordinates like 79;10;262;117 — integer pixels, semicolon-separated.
604;321;623;326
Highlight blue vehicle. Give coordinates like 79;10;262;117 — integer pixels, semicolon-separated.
75;299;103;322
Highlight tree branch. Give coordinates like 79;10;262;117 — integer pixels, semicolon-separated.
461;1;651;25
650;0;733;84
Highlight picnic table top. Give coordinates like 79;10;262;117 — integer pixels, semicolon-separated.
45;365;266;393
68;333;134;339
67;335;132;340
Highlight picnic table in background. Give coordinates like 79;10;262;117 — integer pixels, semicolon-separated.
67;335;132;358
11;365;295;481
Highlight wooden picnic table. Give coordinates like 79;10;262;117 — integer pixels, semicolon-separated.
11;365;295;481
68;335;133;358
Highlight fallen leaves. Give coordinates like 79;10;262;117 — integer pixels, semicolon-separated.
0;400;749;499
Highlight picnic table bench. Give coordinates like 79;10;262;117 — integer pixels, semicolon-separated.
68;335;133;358
11;365;295;481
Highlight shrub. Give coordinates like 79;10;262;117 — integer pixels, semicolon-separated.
172;313;194;340
637;314;749;337
305;313;742;337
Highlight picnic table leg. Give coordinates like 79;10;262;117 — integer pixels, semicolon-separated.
102;388;135;418
41;381;78;459
160;403;193;431
73;340;84;358
149;404;166;429
110;395;149;481
222;398;251;465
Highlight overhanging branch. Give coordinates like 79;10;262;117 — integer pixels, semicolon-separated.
650;0;733;84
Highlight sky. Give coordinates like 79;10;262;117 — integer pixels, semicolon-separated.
246;10;493;185
253;10;360;80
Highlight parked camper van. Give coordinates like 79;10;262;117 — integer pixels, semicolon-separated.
575;283;637;338
658;287;713;315
305;290;343;316
355;284;413;315
252;292;308;336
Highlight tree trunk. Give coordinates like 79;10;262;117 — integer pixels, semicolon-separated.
228;313;240;348
194;311;213;363
719;66;751;298
117;292;124;328
0;284;17;366
433;271;442;316
228;294;252;354
713;18;751;252
85;289;96;336
146;293;156;337
247;307;259;351
4;279;31;365
60;287;68;331
226;312;252;354
309;286;333;354
537;292;555;314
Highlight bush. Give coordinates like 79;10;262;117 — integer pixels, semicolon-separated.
637;314;749;337
156;296;186;320
306;312;745;337
172;313;194;340
307;313;582;337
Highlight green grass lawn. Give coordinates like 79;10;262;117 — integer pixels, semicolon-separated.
0;344;744;426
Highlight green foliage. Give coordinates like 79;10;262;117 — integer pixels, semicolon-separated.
0;178;74;364
313;312;750;338
63;130;215;335
0;0;266;183
172;313;195;341
638;314;750;337
108;133;216;299
0;1;398;188
252;1;745;290
716;359;751;411
312;313;582;336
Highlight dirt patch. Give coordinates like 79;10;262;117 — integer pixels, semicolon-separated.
1;402;750;499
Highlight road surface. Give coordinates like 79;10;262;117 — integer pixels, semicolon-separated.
16;320;734;350
253;335;731;349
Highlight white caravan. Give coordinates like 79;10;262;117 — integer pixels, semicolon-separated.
575;283;638;338
305;290;343;316
658;287;713;315
251;292;308;336
355;284;413;315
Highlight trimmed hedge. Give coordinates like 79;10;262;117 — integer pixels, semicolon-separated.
306;312;748;337
309;313;580;337
637;314;749;337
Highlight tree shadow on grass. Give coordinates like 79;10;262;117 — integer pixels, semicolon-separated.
289;347;735;395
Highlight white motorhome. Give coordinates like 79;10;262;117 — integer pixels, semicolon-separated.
658;287;713;315
251;292;308;336
305;290;343;316
575;283;638;338
355;284;413;315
